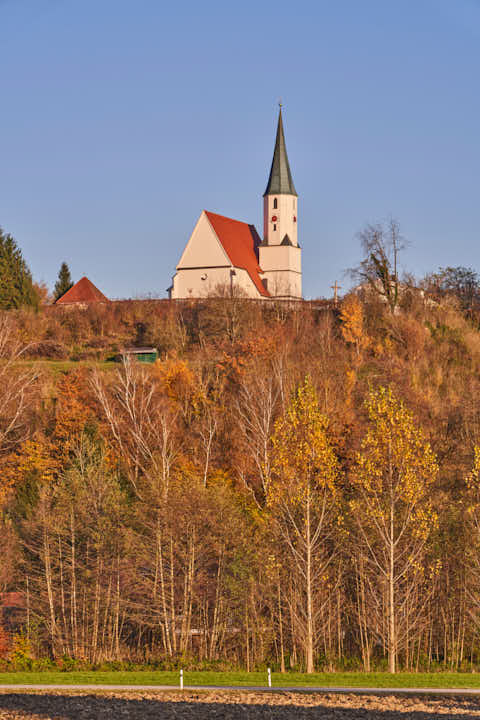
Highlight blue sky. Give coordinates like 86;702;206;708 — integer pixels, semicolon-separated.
1;0;480;299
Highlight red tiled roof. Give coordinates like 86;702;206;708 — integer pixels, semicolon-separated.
204;211;270;297
55;277;109;305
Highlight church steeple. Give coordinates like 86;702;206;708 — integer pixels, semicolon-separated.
264;107;297;197
259;106;302;299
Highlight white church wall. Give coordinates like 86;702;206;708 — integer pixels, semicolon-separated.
259;244;301;273
172;266;260;299
177;212;229;269
259;244;302;298
262;270;302;299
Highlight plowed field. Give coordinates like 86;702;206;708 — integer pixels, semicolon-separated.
0;690;479;719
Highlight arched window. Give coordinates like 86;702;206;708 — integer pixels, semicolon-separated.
273;224;277;231
273;198;278;209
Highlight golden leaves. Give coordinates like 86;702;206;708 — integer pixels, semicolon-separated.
152;355;196;402
267;377;338;508
340;295;370;360
352;386;439;539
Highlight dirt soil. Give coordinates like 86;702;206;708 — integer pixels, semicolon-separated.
0;690;479;719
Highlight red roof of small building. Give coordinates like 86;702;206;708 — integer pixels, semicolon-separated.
55;277;109;305
205;211;270;297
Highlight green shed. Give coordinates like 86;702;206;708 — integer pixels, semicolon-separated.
121;347;158;364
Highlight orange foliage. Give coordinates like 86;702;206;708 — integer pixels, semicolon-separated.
8;439;59;485
152;355;196;401
0;625;9;659
340;295;369;360
0;456;15;510
54;370;98;458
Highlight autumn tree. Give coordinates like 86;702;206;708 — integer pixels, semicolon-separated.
340;294;369;361
0;315;39;513
0;316;38;452
131;474;252;660
462;447;480;643
236;361;282;500
267;377;339;673
92;359;183;497
351;386;438;673
19;435;129;661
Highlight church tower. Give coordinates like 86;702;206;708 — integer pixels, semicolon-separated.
259;107;302;298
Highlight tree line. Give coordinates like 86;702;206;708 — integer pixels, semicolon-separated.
1;279;480;674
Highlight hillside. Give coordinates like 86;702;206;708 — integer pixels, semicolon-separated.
1;291;480;672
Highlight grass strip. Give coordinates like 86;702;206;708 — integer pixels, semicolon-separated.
0;671;480;688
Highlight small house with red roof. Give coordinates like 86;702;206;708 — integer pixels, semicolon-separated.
55;276;109;307
170;108;302;300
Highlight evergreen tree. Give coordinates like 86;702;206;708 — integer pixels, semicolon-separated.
0;228;37;310
54;262;74;301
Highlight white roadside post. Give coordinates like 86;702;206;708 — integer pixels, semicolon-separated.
267;667;272;688
180;669;184;690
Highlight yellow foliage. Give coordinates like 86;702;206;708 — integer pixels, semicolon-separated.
152;356;197;401
466;445;480;494
15;439;59;484
340;295;369;358
353;386;439;537
267;377;338;507
0;438;59;509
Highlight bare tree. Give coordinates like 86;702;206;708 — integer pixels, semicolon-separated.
19;436;129;661
0;314;38;453
196;403;217;487
351;219;406;314
92;359;180;498
236;363;281;501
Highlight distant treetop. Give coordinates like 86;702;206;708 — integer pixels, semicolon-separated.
425;266;480;310
0;228;38;310
54;262;74;302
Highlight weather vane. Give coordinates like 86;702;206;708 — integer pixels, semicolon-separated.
278;98;283;108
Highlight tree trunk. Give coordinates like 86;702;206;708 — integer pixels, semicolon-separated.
388;500;396;673
43;526;59;656
70;511;78;657
277;576;286;673
306;493;314;673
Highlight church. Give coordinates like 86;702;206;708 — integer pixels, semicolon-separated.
169;108;302;300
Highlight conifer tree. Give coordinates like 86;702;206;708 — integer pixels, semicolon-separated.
54;262;74;301
0;228;37;310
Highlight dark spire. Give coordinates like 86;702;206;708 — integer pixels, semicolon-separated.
264;107;297;197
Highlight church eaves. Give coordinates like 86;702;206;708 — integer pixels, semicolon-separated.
264;108;297;197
